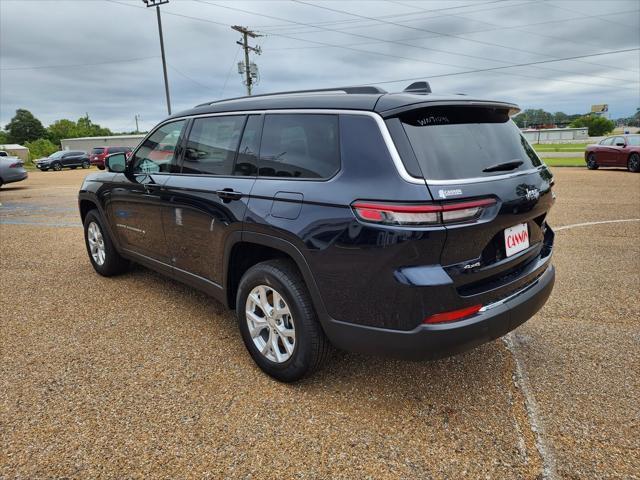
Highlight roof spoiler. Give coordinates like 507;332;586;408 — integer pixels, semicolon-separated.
403;81;432;94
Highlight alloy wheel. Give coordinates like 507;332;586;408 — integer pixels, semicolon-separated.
629;154;640;172
245;285;296;363
87;221;106;265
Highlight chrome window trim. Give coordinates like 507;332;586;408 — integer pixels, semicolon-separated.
150;109;545;187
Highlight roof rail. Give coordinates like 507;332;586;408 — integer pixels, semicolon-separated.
194;85;387;108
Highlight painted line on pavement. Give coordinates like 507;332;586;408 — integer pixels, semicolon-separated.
555;218;640;231
504;334;558;480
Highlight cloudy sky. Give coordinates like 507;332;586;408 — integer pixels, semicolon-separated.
1;0;639;132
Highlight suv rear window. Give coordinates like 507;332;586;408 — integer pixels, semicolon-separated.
399;106;543;181
259;114;339;178
91;148;105;154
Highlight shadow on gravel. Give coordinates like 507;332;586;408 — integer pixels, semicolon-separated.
126;263;507;403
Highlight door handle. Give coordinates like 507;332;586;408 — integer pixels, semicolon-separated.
216;189;243;201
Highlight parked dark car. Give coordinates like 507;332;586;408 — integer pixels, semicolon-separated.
78;84;556;381
36;150;90;171
90;146;132;170
585;134;640;172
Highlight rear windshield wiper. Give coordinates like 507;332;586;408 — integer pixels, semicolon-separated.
482;160;524;173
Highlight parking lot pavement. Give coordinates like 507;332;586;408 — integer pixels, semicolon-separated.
1;168;638;478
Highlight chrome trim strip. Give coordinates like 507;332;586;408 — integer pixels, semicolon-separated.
151;108;543;187
478;262;551;312
424;167;545;185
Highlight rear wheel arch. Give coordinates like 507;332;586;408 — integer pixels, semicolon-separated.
224;233;329;325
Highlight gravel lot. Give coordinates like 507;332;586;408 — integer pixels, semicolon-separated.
1;168;638;479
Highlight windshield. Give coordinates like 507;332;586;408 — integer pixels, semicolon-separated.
49;151;65;159
400;106;543;181
91;147;105;154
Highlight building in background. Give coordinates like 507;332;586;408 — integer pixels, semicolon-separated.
522;127;589;143
0;144;29;161
61;134;145;152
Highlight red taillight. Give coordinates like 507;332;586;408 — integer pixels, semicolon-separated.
9;161;22;168
352;198;496;226
423;304;482;324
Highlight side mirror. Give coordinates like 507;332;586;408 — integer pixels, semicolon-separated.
105;152;127;173
615;142;626;147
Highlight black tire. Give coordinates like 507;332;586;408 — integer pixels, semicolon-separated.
236;259;330;382
52;162;62;171
628;153;640;173
586;153;599;170
83;209;130;276
97;165;105;171
82;160;90;169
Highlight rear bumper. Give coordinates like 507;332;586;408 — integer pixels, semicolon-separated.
3;169;28;183
322;263;555;360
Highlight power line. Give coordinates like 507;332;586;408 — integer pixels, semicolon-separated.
265;9;639;76
167;63;213;90
385;1;639;61
199;0;638;88
291;0;639;78
543;0;640;30
253;0;510;30
364;47;640;87
101;0;639;92
0;56;158;71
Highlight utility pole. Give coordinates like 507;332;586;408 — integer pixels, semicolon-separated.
232;25;262;96
143;0;171;115
134;114;141;133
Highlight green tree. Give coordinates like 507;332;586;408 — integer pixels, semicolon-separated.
553;111;570;124
76;114;112;137
4;109;46;144
47;119;79;146
570;115;615;137
0;130;9;144
24;138;58;161
46;115;114;146
513;109;554;128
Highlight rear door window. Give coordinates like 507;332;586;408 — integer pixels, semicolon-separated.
258;114;340;178
182;115;245;175
399;106;543;181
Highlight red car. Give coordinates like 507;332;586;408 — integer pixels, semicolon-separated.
585;134;640;172
90;146;132;170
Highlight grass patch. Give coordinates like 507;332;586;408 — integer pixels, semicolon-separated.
532;143;589;153
543;157;585;167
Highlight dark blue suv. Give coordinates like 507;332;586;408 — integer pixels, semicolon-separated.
78;84;555;381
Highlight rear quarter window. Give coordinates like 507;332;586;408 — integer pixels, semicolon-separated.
258;114;340;179
399;106;543;181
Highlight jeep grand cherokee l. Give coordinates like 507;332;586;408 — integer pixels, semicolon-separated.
78;84;555;382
